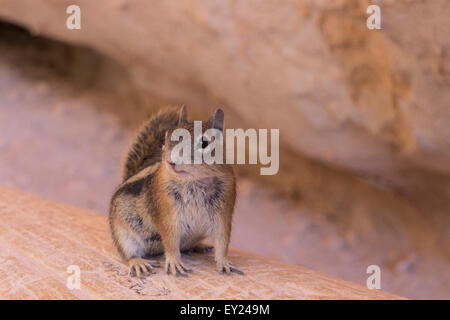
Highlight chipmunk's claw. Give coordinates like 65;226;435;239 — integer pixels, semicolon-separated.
165;256;192;277
217;260;244;275
230;266;244;275
147;260;161;268
128;258;159;278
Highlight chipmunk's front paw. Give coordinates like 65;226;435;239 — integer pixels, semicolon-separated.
165;256;192;277
128;258;160;278
216;259;244;275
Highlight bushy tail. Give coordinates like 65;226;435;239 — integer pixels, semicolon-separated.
123;107;180;181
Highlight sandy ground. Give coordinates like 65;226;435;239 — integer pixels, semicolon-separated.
0;22;448;299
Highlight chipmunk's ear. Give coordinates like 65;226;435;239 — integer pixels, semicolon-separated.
210;108;224;131
178;104;187;125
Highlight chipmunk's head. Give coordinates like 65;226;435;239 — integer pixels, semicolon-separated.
162;105;230;180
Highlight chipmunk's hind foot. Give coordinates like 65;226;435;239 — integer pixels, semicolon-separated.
128;258;160;278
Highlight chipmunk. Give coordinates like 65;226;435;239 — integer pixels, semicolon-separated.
109;105;243;277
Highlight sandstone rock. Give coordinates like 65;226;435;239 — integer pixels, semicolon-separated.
0;185;402;299
0;0;449;180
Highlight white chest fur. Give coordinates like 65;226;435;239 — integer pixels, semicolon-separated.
172;180;219;248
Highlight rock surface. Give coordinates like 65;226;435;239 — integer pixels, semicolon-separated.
0;185;402;299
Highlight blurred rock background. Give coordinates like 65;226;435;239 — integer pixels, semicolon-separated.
0;0;449;299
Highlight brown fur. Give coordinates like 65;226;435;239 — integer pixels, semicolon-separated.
109;106;242;277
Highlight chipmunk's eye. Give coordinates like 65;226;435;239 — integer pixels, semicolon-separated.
201;136;209;149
